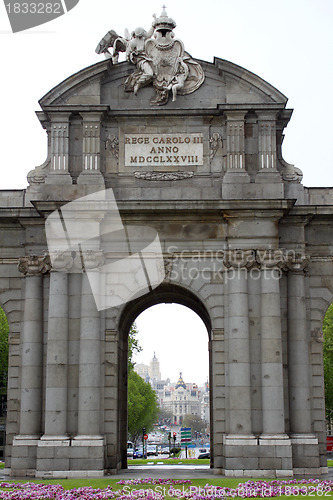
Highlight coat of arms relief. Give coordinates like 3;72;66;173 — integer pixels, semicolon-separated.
96;7;205;105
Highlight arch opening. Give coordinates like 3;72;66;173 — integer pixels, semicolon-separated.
117;284;213;469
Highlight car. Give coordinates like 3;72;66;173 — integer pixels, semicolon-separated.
147;444;158;456
198;451;210;459
127;441;134;458
133;447;144;459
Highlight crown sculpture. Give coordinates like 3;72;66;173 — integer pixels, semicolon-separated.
95;7;205;105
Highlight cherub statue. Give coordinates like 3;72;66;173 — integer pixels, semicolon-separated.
167;57;189;102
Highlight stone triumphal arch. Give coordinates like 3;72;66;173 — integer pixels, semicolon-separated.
1;9;333;478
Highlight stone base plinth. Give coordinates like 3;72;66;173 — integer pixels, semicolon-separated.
255;169;282;184
290;434;320;471
45;170;72;185
10;436;40;477
35;436;105;478
223;434;294;478
77;170;105;188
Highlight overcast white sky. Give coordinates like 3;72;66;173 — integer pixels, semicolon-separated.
1;0;333;385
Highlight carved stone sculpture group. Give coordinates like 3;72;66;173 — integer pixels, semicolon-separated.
96;7;205;105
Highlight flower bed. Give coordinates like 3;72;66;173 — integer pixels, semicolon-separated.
0;478;332;499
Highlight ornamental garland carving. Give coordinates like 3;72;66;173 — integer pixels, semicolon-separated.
96;7;205;106
219;249;310;271
105;134;119;160
134;171;193;181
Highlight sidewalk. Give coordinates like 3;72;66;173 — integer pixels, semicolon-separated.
1;466;332;481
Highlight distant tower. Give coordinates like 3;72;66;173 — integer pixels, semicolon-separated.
149;352;161;382
175;372;187;389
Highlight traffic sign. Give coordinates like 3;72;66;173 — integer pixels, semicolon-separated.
143;434;148;440
180;427;192;446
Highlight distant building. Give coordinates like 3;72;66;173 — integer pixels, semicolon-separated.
134;363;149;381
162;373;201;425
134;355;209;426
200;380;210;423
149;352;161;383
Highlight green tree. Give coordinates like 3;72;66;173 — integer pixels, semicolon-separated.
182;414;206;434
158;407;173;425
127;322;159;444
128;322;142;372
323;303;333;428
0;307;9;396
128;370;159;444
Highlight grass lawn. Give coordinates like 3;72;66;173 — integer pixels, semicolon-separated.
0;460;332;498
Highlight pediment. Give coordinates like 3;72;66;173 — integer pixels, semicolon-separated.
39;56;288;111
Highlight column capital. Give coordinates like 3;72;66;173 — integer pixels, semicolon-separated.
48;111;72;123
18;255;50;276
256;110;279;121
224;249;256;269
224;110;247;121
74;250;105;271
256;248;288;270
49;250;74;272
80;111;104;123
285;253;310;273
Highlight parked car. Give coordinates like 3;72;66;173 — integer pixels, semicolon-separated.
127;441;134;458
147;444;158;456
159;445;169;455
133;447;144;459
198;448;210;459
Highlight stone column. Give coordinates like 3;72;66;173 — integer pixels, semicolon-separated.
258;250;286;437
11;256;49;476
77;112;104;187
257;250;292;475
210;329;225;472
43;251;73;439
75;251;104;440
287;254;312;434
287;254;319;470
223;250;258;476
222;111;250;198
225;112;246;171
256;112;282;184
46;112;72;184
67;274;81;435
258;113;277;170
224;250;254;436
104;329;119;471
17;256;49;436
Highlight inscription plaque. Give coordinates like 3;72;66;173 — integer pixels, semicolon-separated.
125;133;203;167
